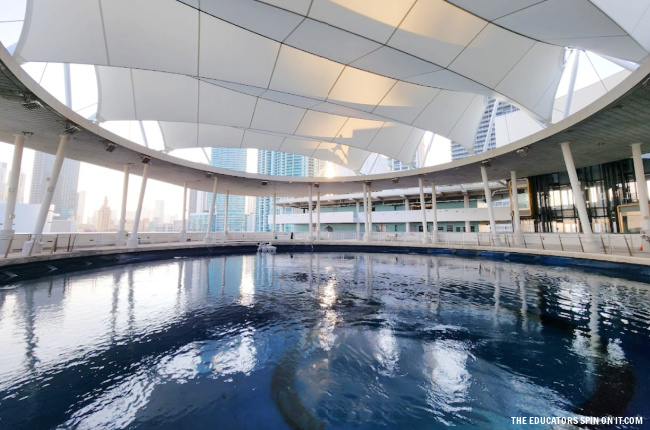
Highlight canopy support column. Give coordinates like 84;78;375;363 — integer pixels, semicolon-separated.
180;181;188;243
204;177;218;243
366;182;373;242
308;184;313;239
126;162;150;248
356;201;361;240
464;193;471;233
116;164;130;246
316;190;321;240
480;165;502;247
510;171;524;246
631;143;650;233
431;181;439;243
0;134;26;256
404;198;410;233
418;178;429;244
224;191;230;235
560;142;600;252
23;135;68;255
272;192;277;237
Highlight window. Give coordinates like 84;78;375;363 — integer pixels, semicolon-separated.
438;226;443;231
456;227;461;232
447;225;453;232
470;226;476;232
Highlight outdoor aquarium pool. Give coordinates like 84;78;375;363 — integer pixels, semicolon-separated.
0;252;649;429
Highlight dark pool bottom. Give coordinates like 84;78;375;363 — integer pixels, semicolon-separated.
0;251;648;429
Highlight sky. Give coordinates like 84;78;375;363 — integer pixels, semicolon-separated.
0;2;627;223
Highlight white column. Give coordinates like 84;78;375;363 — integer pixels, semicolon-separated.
363;183;369;241
204;177;218;243
631;143;650;233
272;192;277;236
560;142;600;252
404;198;410;233
0;134;25;255
480;165;502;246
23;136;68;254
418;178;429;243
180;181;188;242
115;164;130;246
281;206;286;233
510;171;524;246
224;190;230;234
316;190;321;240
367;183;373;241
356;201;361;240
126;163;150;248
463;193;471;233
431;181;439;243
308;184;313;239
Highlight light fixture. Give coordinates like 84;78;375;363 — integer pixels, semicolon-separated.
481;159;492;168
516;147;528;157
104;141;116;152
365;181;372;186
261;180;268;186
21;93;43;110
392;177;399;184
22;131;33;137
63;121;81;134
205;172;213;179
140;155;151;164
314;182;319;188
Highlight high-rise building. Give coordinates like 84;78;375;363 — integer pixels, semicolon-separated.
17;173;26;204
388;150;423;172
188;189;198;214
451;98;520;160
95;196;111;231
29;152;80;220
255;151;324;232
210;147;247;232
154;200;165;223
76;191;86;223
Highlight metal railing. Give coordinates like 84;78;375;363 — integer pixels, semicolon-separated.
2;230;649;259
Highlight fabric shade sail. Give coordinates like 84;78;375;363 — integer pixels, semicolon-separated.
94;65;452;170
11;0;588;166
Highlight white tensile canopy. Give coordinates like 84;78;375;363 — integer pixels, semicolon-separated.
12;0;650;170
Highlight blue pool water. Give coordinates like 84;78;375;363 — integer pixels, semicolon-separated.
0;252;648;429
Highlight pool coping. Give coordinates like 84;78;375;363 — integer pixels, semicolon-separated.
2;240;650;285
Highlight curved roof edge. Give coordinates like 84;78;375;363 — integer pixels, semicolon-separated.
1;45;650;198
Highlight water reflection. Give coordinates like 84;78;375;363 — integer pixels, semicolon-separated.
0;253;649;429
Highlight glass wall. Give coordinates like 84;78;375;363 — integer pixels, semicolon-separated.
526;158;648;233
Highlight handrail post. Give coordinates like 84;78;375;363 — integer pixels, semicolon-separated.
624;236;633;256
3;236;13;258
28;235;38;256
51;235;59;254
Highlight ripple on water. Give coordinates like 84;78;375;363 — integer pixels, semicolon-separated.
0;252;648;429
